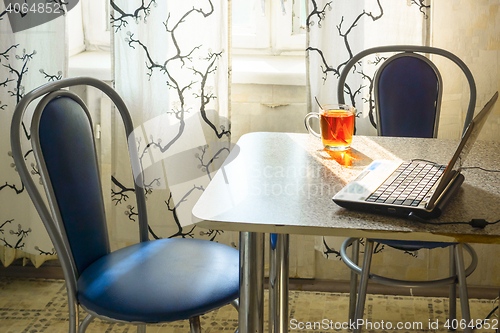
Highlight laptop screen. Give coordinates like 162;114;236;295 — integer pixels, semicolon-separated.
427;92;498;207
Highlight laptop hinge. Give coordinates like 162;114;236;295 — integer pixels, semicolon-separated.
425;170;463;211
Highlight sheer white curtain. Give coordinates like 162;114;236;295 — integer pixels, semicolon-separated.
306;0;430;260
110;0;236;248
0;8;66;266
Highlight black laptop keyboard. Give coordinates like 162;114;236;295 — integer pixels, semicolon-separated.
365;162;446;207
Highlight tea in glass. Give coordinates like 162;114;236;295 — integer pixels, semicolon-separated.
319;109;355;150
304;104;356;151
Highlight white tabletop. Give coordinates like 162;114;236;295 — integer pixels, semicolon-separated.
192;132;500;243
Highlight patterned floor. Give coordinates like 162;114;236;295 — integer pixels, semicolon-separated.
0;277;497;333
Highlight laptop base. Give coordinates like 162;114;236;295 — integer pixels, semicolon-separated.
334;173;464;220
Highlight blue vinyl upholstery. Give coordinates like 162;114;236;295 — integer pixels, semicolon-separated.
39;96;109;275
377;56;439;138
77;238;239;323
372;239;452;251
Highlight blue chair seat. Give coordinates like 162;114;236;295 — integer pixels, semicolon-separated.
77;238;239;323
372;239;454;252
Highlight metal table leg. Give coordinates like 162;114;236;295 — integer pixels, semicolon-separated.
269;233;289;333
455;244;472;333
240;232;265;333
349;239;360;321
353;239;374;333
449;245;457;323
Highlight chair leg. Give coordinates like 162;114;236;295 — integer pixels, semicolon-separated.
231;299;239;311
189;316;202;333
137;324;146;333
353;239;374;333
349;239;360;322
448;245;457;324
78;314;96;333
231;299;240;333
455;244;472;333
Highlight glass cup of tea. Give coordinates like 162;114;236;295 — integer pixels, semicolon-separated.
304;104;356;151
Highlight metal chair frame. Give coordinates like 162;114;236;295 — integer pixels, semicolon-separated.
341;239;477;333
11;77;239;333
336;46;478;333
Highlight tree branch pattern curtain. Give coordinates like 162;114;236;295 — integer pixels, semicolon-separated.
0;8;66;267
306;0;430;259
110;0;235;249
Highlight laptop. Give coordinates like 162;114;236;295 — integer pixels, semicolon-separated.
333;92;498;219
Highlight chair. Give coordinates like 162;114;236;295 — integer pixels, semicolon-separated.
336;46;478;332
10;77;240;333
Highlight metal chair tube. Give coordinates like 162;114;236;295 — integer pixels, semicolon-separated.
341;238;477;288
189;317;201;333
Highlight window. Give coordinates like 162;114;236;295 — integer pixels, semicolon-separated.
232;0;307;54
68;0;110;55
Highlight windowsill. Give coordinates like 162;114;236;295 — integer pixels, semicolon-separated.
232;54;306;86
68;50;111;81
68;52;306;86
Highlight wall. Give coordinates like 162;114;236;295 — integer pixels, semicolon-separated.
432;0;500;142
231;84;308;142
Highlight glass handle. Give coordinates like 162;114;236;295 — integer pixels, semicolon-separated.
304;112;321;139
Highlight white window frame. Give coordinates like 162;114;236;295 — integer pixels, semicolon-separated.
232;0;306;55
273;0;306;52
68;0;110;55
232;0;271;51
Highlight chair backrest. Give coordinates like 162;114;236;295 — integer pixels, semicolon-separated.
375;53;441;138
10;77;148;293
32;90;109;275
337;45;477;137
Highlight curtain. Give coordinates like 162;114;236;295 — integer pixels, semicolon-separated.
110;0;236;249
306;0;430;263
0;6;66;267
